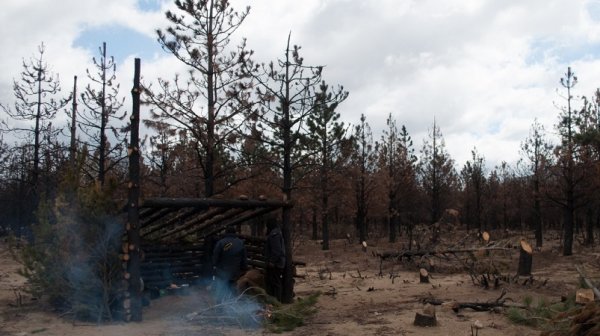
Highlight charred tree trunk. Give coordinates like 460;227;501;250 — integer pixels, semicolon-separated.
563;199;574;256
311;207;318;241
69;76;78;169
321;166;330;251
388;195;397;243
533;177;543;247
98;42;108;186
126;58;142;321
585;207;594;246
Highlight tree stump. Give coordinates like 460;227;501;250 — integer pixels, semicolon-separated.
517;239;533;276
419;268;430;283
414;311;437;327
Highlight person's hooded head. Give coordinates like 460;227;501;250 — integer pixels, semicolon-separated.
266;217;278;233
225;225;236;234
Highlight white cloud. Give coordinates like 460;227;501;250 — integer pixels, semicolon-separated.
3;0;600;173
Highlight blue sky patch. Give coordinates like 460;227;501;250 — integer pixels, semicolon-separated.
526;37;600;65
74;25;164;65
137;0;165;12
587;0;600;22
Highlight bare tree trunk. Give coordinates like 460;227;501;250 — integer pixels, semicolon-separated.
126;58;142;321
70;76;78;169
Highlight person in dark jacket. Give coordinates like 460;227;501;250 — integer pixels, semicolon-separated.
264;218;286;302
212;226;248;285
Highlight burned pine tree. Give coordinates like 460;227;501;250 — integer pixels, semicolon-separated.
349;114;378;245
0;42;66;221
246;34;347;303
306;82;349;251
520;119;553;248
378;114;403;243
419;119;459;224
78;42;127;186
145;0;255;197
460;148;486;232
549;67;588;256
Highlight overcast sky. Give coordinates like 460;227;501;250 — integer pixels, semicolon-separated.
3;0;600;171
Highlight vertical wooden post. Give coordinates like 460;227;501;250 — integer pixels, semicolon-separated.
127;58;142;321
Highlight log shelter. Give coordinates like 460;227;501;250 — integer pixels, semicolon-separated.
123;196;290;321
123;58;291;321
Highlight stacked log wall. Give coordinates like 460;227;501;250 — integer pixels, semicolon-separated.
140;235;267;289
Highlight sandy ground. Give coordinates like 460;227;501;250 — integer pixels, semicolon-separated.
1;230;599;336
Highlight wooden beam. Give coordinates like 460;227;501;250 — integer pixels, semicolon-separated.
141;207;205;238
167;208;248;240
201;207;278;237
156;207;231;240
140;207;178;227
141;197;290;209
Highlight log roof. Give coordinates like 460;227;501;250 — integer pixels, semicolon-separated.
138;197;290;242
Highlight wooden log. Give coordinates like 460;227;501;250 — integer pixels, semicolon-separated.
140;208;178;227
156;207;231;240
419;268;430;283
167;208;248;240
517;239;533;276
141;197;291;209
238;234;266;243
200;207;277;237
141;207;205;236
575;265;600;300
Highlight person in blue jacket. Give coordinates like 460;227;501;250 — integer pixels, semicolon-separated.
212;226;248;288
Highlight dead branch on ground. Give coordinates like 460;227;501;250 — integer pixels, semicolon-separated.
421;288;526;312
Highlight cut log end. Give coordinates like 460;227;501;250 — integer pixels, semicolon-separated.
520;239;533;254
482;231;490;242
576;288;595;304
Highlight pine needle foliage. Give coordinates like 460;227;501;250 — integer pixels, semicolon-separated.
506;294;577;332
265;292;320;333
13;168;124;322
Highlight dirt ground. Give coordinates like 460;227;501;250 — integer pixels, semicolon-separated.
1;229;599;336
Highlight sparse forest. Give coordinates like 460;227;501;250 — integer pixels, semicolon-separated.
1;0;600;334
2;48;598;256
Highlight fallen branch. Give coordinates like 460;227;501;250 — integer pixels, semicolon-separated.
421;288;526;312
